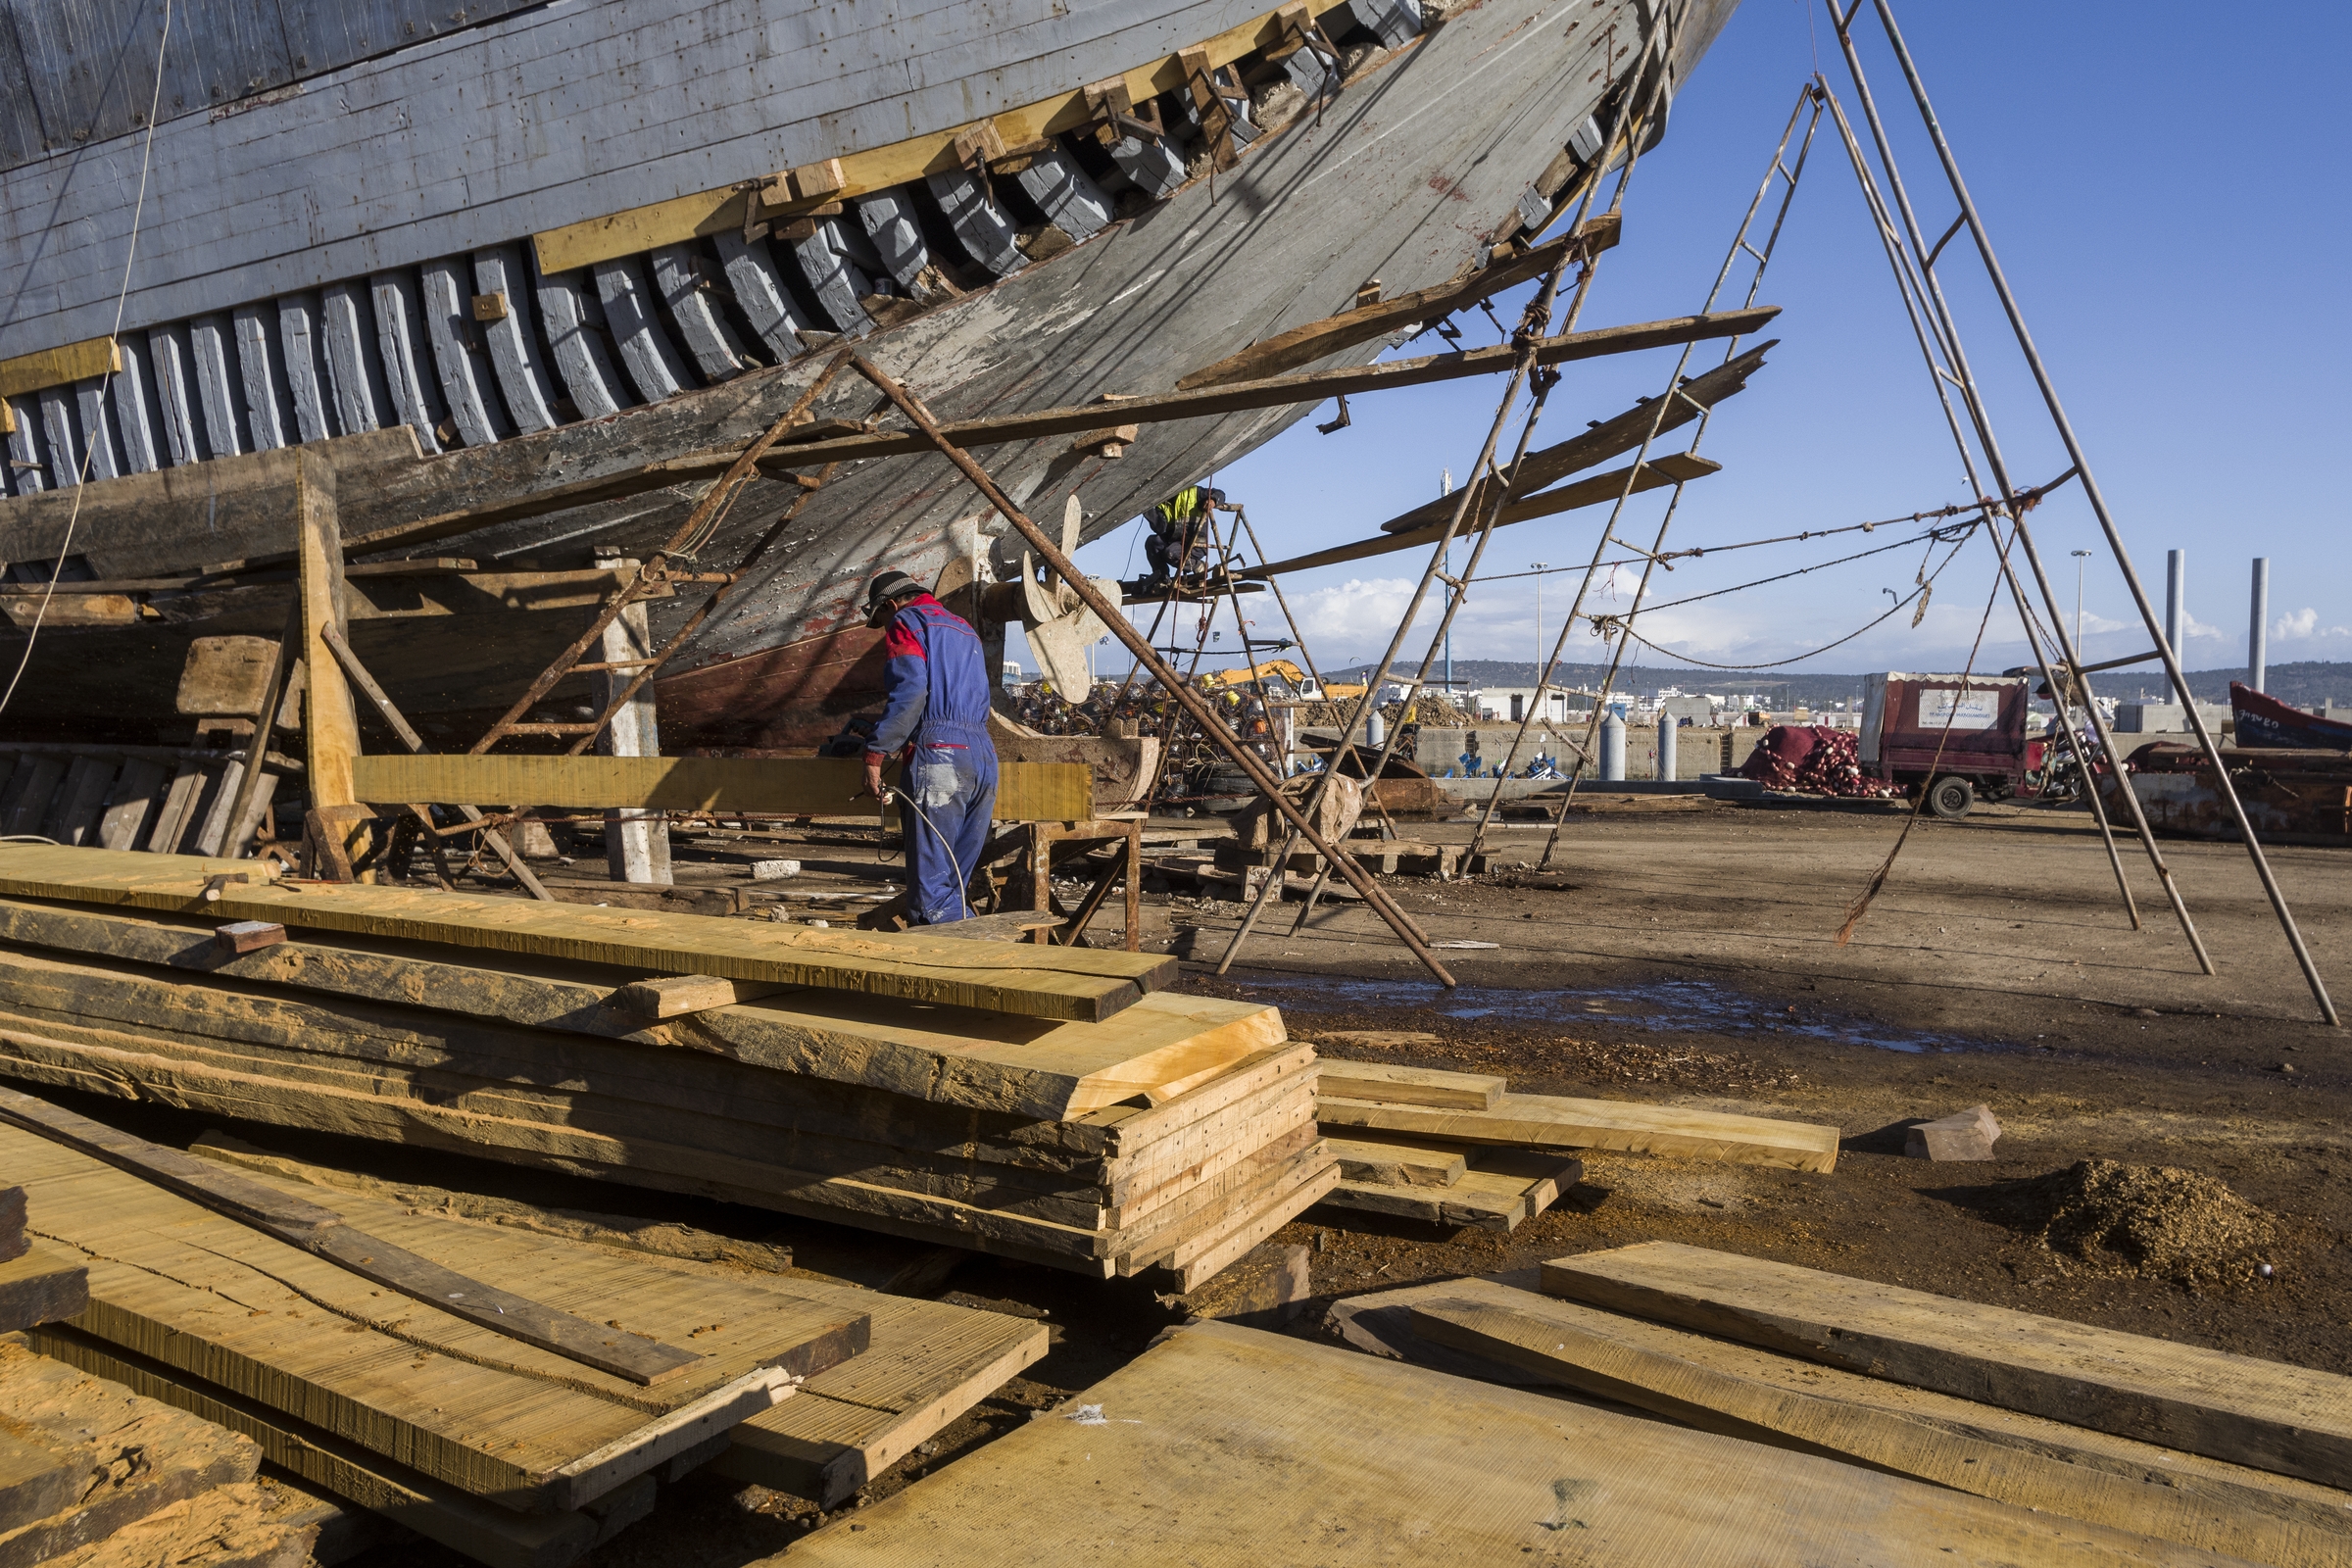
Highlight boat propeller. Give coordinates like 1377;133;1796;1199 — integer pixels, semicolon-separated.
1020;496;1123;702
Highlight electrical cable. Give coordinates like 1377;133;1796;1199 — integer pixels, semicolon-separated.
880;781;973;922
1606;529;1974;670
0;0;174;717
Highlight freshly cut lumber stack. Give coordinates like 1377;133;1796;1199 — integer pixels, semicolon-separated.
1316;1057;1841;1173
0;850;1332;1284
2;1111;870;1560
784;1318;2239;1567
90;1134;1053;1527
1323;1245;2352;1568
0;1337;317;1568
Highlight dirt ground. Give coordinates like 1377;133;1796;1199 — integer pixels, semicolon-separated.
307;794;2348;1563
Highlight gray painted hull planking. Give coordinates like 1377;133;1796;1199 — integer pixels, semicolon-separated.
0;0;1740;749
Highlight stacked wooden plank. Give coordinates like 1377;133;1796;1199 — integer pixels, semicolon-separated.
781;1317;2247;1567
1310;1059;1837;1230
0;1105;1048;1565
0;845;1333;1285
0;1177;322;1568
1335;1243;2352;1568
1317;1057;1841;1175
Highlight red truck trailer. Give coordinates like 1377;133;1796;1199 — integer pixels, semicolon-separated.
1858;672;2034;818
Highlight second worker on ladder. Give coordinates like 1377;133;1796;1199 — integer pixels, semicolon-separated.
861;571;999;925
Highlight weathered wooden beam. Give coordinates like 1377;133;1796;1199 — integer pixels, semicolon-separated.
1244;453;1719;579
1174;220;1620;391
1542;1242;2352;1490
1376;343;1773;533
349;754;1092;824
0;312;1778;574
0;844;1176;1022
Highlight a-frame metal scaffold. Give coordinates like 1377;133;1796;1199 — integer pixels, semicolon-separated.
1820;0;2334;1025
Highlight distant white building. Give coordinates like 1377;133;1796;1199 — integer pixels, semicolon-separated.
1474;685;1579;724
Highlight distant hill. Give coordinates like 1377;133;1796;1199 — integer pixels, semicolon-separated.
1325;658;2352;710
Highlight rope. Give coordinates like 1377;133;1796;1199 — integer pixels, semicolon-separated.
1604;528;1973;669
0;0;174;717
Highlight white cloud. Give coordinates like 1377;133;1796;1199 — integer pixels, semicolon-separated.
2277;607;2320;638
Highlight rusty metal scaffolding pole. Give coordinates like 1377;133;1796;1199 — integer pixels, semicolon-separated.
851;355;1459;988
1250;35;1674;948
1464;83;1821;865
1812;79;2145;934
1835;1;2330;1022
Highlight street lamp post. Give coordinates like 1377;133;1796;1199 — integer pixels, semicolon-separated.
2071;549;2093;653
1530;563;1548;707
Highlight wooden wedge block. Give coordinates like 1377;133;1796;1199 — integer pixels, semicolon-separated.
1403;1276;2352;1568
1318;1092;1840;1172
1542;1241;2352;1491
609;974;791;1018
1324;1136;1467;1188
782;1320;2243;1567
0;1244;88;1335
1315;1060;1502;1110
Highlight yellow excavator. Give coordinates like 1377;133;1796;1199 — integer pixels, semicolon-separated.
1199;660;1365;699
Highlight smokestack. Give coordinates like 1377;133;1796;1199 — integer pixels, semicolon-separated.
2165;550;2185;662
2249;557;2269;694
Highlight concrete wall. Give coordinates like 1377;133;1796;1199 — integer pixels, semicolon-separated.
2114;704;2230;734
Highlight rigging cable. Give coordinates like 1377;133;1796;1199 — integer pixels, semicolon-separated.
0;0;174;717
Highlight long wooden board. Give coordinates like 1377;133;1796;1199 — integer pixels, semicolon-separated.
0;1123;866;1511
1317;1093;1840;1172
1315;1061;1503;1111
0;896;1279;1119
1542;1243;2352;1492
0;1084;702;1386
782;1319;2245;1566
349;755;1090;825
1402;1276;2352;1568
0;844;1172;1023
176;1150;1052;1523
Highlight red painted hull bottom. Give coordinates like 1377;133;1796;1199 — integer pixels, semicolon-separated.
656;626;893;755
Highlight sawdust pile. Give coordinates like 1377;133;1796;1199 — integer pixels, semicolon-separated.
1998;1158;2277;1287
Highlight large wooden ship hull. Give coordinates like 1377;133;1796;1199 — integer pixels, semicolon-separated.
0;0;1738;752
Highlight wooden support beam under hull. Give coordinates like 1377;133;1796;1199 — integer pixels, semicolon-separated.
0;309;1779;576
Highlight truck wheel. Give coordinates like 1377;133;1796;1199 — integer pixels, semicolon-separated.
1927;775;1976;820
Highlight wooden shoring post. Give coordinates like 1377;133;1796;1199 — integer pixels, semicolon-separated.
222;601;303;858
320;624;557;902
295;453;369;877
850;355;1459;988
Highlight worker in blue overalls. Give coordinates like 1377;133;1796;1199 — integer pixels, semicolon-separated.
859;570;998;924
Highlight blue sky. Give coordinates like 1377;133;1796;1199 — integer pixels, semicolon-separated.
1065;1;2350;690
